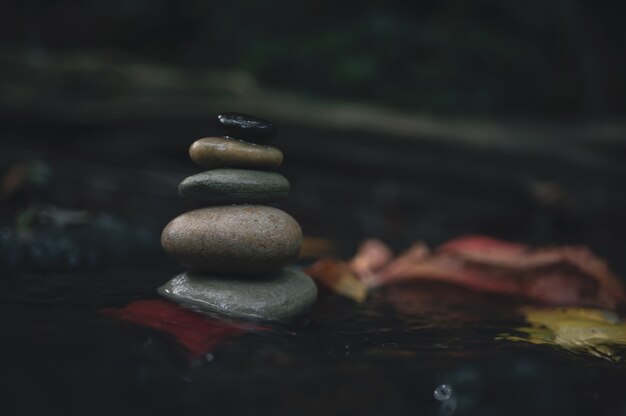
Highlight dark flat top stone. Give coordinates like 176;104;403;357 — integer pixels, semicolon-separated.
217;112;276;143
189;137;283;170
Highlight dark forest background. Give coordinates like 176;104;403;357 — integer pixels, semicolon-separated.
2;0;625;118
1;0;626;274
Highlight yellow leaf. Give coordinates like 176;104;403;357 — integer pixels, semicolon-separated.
498;307;626;361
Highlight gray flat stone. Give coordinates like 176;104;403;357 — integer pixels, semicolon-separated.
178;169;289;205
157;268;317;324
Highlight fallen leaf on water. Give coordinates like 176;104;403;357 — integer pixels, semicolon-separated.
299;237;337;259
102;300;263;358
498;307;626;361
305;235;626;310
378;281;516;323
348;239;395;287
304;238;393;302
306;258;368;302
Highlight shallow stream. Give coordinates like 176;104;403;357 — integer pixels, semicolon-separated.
2;266;625;416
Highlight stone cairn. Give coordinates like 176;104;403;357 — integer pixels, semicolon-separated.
159;112;317;324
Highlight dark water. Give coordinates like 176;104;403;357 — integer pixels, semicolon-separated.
2;124;626;415
2;267;625;416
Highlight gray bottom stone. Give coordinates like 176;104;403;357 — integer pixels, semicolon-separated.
157;268;317;324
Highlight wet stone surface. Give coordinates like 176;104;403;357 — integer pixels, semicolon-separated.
158;268;317;324
217;112;276;143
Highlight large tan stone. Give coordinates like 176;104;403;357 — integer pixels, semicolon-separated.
161;205;302;273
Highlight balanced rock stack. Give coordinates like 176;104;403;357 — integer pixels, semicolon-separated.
159;112;317;324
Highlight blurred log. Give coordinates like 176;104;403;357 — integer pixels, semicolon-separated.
1;49;626;275
1;48;625;156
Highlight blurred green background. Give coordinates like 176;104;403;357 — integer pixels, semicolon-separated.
2;0;626;273
2;0;625;117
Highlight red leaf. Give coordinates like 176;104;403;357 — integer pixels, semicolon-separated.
102;300;262;358
305;258;368;302
306;236;626;310
348;238;394;286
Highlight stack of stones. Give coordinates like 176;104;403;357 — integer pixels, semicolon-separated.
158;113;317;324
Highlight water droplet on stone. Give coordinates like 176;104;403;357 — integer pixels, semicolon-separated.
434;384;453;401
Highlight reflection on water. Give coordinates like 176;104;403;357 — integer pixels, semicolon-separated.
438;397;457;416
1;269;626;415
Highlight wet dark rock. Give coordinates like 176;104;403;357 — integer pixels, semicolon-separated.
217;112;276;143
178;169;289;205
158;268;317;323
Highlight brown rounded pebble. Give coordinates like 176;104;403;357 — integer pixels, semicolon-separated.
189;137;283;170
161;205;302;274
